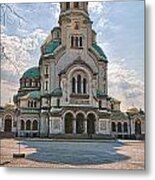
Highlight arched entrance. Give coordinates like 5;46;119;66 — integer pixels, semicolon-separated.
76;113;85;134
135;119;141;135
87;113;96;135
4;115;12;132
65;113;73;133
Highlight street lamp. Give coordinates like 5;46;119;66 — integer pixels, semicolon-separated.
13;108;25;158
126;112;132;139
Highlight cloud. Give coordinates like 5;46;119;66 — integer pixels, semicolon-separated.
108;60;144;111
1;80;19;105
89;2;105;15
1;28;47;75
1;28;48;105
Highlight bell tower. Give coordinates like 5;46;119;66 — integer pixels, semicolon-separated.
58;2;93;50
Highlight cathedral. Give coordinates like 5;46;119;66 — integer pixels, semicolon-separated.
0;2;145;139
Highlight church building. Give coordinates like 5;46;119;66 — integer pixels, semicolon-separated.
0;2;145;139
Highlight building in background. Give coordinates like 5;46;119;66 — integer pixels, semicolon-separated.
0;2;145;139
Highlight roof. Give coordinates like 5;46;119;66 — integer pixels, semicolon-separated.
50;88;63;97
13;91;27;103
96;90;107;98
51;26;61;33
22;67;40;79
59;57;95;75
111;111;128;120
44;39;61;54
28;91;41;99
92;43;107;60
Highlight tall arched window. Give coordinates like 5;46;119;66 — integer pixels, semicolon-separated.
72;77;76;93
71;36;74;47
75;37;78;47
66;2;70;10
28;101;30;107
26;120;31;130
21;120;25;130
34;101;37;108
123;122;128;132
77;75;81;93
111;122;116;132
29;79;32;87
83;78;87;94
32;120;38;130
31;101;33;107
80;37;82;47
74;2;79;8
118;122;122;132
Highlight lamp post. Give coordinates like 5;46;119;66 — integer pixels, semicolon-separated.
13;108;25;158
47;94;51;138
127;112;132;139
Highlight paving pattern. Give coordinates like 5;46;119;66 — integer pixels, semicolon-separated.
0;139;144;169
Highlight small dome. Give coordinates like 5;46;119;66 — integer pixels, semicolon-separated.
5;102;15;110
22;67;40;79
92;42;107;60
127;106;139;114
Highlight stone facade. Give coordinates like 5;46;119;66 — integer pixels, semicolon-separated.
0;2;145;139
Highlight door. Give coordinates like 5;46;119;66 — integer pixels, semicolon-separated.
4;115;12;132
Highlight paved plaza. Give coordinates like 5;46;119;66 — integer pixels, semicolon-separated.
0;139;144;169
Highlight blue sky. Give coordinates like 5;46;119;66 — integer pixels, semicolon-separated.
0;1;144;111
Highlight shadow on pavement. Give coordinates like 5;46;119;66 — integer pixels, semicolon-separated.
21;140;130;165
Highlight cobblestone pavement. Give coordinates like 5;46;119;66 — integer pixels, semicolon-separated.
0;139;144;170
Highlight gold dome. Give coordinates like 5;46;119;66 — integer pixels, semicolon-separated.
127;106;139;114
5;102;15;110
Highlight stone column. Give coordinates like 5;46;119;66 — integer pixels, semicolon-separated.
84;119;87;134
73;119;76;134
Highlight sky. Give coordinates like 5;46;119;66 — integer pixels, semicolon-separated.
0;0;144;111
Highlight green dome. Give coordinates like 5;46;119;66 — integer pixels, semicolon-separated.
44;39;61;54
51;88;62;97
22;67;40;79
92;43;107;60
28;91;41;99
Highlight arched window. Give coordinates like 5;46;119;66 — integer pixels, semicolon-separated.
28;101;30;107
21;120;25;130
29;79;32;87
24;79;26;87
31;101;33;108
26;120;31;130
34;101;37;108
118;122;122;132
123;122;128;132
80;37;82;47
75;36;78;47
111;122;116;132
77;75;81;93
32;120;38;130
72;77;76;93
74;2;79;8
66;2;70;10
99;100;102;109
71;36;74;47
83;78;87;94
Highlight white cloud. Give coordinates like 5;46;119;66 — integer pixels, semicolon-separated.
88;2;105;14
108;61;144;111
1;80;19;105
1;28;48;105
1;28;47;76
